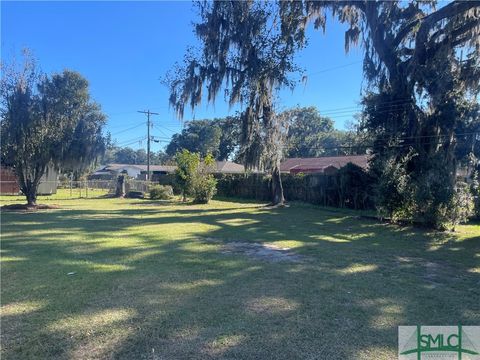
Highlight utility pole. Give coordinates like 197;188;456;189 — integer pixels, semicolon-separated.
137;110;159;181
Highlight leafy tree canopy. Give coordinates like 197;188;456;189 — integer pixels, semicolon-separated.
165;117;240;160
285;0;480;227
1;51;107;205
103;146;173;165
282;106;369;158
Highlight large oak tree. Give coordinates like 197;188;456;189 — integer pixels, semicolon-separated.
299;0;480;226
1;52;107;205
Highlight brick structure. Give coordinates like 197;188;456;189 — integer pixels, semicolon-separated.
0;166;20;194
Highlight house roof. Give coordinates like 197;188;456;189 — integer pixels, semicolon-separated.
103;164;176;173
214;161;245;173
100;161;244;174
280;155;369;173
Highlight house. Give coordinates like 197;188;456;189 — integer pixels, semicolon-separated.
89;161;245;180
138;165;179;181
280;155;369;175
213;161;245;174
0;165;58;195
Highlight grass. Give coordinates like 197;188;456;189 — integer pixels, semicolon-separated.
1;190;479;359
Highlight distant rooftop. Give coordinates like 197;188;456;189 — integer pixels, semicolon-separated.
100;161;245;174
280;155;369;173
104;164;177;172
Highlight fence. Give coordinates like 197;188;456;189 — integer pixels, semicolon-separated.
155;165;375;210
0;179;152;199
1;165;375;209
214;170;375;210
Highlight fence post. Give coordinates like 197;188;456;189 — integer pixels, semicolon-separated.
70;179;73;198
85;180;88;198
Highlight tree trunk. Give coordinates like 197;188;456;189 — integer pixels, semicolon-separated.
115;175;126;197
270;166;285;206
25;185;38;206
17;166;44;207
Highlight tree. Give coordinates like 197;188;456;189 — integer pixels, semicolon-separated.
300;1;480;227
165;117;240;160
165;1;306;205
113;147;140;164
192;153;217;204
282;106;368;157
153;150;174;165
217;116;241;161
174;149;217;203
1;51;107;205
166;120;222;158
102;146;173;165
175;149;200;202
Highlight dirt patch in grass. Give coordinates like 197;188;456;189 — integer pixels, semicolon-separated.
395;256;467;287
1;204;60;212
204;237;304;262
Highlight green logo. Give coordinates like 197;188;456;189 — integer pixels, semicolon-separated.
398;326;480;360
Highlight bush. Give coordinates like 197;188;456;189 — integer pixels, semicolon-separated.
149;185;173;200
336;163;374;210
372;151;416;221
193;174;217;203
127;191;144;199
445;182;474;230
157;174;181;194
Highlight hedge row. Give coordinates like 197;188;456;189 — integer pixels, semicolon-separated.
157;163;374;210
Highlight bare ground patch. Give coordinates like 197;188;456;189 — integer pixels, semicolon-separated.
203;237;305;262
395;256;473;288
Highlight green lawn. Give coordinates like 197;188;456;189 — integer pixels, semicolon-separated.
1;192;479;359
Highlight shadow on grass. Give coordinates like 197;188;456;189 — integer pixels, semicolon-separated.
1;200;479;359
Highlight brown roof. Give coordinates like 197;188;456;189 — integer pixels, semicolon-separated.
102;161;244;174
214;161;245;173
280;155;369;173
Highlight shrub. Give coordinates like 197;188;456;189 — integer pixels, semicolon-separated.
445;182;474;230
149;185;173;200
157;174;181;194
192;154;217;204
127;191;144;199
336;163;374;210
372;151;416;221
193;174;217;204
175;150;200;201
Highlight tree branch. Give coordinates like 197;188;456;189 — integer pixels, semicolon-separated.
414;1;480;65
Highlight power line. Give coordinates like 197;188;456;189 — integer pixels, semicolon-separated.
153;124;169;137
116;136;147;147
287;132;479;152
110;123;144;136
154;123;179;133
307;61;363;77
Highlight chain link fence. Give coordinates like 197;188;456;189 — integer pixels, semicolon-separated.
0;179;152;199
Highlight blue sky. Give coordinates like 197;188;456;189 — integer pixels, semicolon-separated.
1;1;364;152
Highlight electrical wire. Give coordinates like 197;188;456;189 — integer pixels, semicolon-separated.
116;136;146;146
306;61;363;77
110;123;145;136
